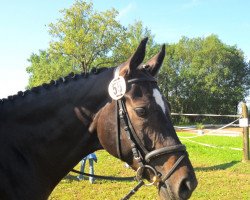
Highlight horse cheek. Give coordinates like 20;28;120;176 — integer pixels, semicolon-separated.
97;109;117;157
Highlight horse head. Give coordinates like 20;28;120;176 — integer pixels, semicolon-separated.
89;38;198;200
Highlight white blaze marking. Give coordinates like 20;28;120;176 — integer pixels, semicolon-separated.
153;89;166;114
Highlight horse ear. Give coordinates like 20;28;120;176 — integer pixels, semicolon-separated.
120;37;148;76
143;44;165;77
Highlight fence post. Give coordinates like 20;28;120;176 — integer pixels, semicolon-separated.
242;103;249;162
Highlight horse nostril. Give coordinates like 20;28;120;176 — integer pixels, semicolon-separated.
178;179;193;199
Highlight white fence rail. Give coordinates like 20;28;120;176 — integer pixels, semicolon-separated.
171;113;241;118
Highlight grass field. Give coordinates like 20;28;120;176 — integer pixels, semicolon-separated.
49;132;250;200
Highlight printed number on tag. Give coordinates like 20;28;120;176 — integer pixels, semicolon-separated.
108;76;126;100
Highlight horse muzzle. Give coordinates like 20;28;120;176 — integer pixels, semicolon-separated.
143;145;198;200
158;173;198;200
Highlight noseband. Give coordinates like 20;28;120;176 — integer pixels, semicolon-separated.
113;67;187;193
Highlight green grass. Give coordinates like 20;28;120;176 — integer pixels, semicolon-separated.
49;133;250;200
178;132;244;166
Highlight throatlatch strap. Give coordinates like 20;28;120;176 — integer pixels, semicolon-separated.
116;100;122;160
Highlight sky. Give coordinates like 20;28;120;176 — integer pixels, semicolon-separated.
0;0;250;99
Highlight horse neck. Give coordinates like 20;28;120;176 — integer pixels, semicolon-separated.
0;68;114;199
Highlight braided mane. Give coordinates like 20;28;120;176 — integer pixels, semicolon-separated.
0;67;109;104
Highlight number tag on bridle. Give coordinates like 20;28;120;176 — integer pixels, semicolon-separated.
108;76;126;100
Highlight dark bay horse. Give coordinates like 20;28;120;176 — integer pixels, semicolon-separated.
0;38;197;200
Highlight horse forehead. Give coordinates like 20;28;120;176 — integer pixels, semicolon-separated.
152;88;166;114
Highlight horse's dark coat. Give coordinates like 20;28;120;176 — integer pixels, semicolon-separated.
0;69;114;200
0;38;197;200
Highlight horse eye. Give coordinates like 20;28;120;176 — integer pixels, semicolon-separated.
134;107;147;117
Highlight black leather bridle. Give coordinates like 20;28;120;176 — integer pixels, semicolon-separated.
72;67;188;200
114;68;187;200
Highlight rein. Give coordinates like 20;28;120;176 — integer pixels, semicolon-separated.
70;169;135;181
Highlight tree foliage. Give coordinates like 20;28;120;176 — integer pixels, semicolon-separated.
48;0;123;73
112;21;159;63
26;1;250;120
159;35;250;118
26;0;156;88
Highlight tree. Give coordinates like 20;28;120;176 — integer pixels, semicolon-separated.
112;21;159;63
159;35;250;118
48;0;123;73
27;0;124;87
26;50;73;88
26;1;158;88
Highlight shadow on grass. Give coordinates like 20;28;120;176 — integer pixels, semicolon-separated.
64;174;79;182
195;161;240;171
